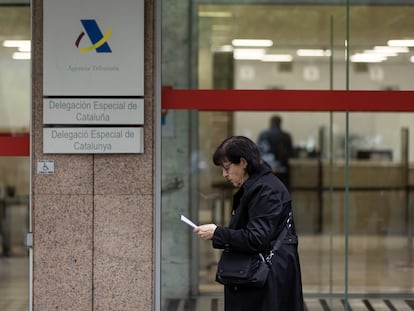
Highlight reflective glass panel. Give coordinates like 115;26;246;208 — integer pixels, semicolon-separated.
160;1;414;310
0;4;30;311
198;4;414;91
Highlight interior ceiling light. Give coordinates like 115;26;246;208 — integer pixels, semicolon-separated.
233;48;265;60
296;49;331;57
198;11;232;18
3;40;31;50
17;45;31;52
232;39;273;47
12;52;31;60
364;49;397;57
350;53;386;63
216;45;233;52
261;54;293;62
387;39;414;47
374;46;409;53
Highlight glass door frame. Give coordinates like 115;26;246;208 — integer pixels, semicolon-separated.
161;87;414;300
0;134;31;311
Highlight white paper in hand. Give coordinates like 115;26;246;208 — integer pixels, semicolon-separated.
180;214;197;228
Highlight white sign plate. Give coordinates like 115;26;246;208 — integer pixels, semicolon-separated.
43;0;144;96
43;127;144;154
43;98;144;125
37;160;55;175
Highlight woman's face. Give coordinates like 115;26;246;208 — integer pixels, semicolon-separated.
221;158;249;188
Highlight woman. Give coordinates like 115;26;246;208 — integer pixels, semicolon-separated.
194;136;304;311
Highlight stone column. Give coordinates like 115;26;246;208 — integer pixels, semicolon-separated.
31;1;156;310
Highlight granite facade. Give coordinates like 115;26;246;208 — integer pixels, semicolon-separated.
31;0;155;310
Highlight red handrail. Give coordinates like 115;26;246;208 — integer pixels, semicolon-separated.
1;88;413;157
162;87;414;111
0;133;30;156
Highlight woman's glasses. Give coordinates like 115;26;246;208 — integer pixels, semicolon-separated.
221;162;233;172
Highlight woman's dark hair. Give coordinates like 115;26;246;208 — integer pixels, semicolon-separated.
212;136;261;175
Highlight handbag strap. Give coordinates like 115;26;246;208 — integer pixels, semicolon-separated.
265;211;292;263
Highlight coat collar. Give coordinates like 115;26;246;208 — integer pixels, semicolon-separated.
241;162;272;190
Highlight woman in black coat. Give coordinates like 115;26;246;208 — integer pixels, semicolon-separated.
194;136;304;311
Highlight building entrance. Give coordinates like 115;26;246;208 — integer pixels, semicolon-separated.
160;1;414;309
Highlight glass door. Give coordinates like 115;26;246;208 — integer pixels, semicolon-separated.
0;3;31;311
195;2;414;299
160;1;414;309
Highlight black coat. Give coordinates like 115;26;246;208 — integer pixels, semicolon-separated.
212;164;304;311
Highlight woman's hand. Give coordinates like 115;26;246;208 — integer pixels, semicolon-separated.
194;224;217;240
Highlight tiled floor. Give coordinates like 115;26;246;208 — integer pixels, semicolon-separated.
0;256;29;311
162;297;414;311
199;234;414;295
1;235;414;310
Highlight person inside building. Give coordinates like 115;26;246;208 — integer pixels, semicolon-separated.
194;136;303;311
257;115;294;189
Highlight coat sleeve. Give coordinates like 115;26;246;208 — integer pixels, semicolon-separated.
212;183;288;253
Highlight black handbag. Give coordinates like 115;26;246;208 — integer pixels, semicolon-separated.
216;251;270;287
215;224;289;288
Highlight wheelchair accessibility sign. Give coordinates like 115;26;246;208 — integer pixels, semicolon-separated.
37;160;55;175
